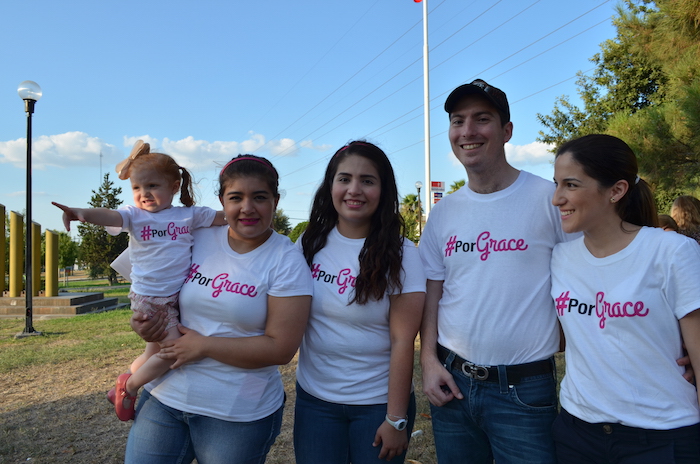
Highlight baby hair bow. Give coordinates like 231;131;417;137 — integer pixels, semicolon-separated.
116;140;150;180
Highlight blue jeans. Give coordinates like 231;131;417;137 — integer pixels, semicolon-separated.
125;390;283;464
553;408;700;463
431;351;558;464
293;383;416;464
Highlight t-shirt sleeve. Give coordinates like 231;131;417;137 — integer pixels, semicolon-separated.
668;236;700;319
418;209;445;281
191;206;218;229
269;243;313;298
397;242;426;294
106;207;131;236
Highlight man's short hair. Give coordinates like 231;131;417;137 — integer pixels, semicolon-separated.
444;79;510;125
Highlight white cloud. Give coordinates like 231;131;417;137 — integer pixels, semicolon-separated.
144;133;327;167
505;141;554;167
268;138;298;157
0;132;119;169
444;141;556;180
299;139;333;152
1;132;324;173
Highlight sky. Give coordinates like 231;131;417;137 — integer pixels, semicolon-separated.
0;0;619;235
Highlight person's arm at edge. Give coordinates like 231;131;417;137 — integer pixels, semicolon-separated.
159;294;311;369
373;291;425;461
679;309;700;394
420;279;463;406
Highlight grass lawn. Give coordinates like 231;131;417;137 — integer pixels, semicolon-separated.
0;307;564;463
0;309;440;464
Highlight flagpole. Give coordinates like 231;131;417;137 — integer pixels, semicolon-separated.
422;0;431;216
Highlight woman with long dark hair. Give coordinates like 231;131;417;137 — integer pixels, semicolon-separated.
294;141;425;463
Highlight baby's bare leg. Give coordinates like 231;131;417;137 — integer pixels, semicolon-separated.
124;326;180;396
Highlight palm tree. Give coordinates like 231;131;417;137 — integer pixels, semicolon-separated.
401;193;422;243
448;179;466;194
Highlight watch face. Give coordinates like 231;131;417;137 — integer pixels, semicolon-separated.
395;419;407;431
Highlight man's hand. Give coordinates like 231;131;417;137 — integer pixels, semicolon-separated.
678;342;695;384
421;356;463;407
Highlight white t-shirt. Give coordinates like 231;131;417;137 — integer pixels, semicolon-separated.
551;227;700;429
419;171;568;365
108;205;217;296
296;227;426;405
146;226;313;422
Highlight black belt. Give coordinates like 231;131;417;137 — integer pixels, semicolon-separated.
437;344;553;384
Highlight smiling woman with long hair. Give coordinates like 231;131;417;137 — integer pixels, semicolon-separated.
294;141;425;463
550;134;700;463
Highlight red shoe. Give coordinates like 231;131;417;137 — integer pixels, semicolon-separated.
115;373;137;421
107;388;116;405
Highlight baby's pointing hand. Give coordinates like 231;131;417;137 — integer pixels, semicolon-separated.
51;201;83;231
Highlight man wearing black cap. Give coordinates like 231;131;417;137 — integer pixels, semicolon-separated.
418;79;565;463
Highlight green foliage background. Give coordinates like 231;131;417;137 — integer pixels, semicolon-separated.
77;173;129;284
537;0;700;212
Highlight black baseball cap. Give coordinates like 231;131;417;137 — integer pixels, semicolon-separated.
444;79;510;124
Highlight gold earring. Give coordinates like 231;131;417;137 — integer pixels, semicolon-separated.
610;197;616;203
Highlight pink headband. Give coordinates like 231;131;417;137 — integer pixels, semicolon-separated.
336;141;371;156
220;156;278;178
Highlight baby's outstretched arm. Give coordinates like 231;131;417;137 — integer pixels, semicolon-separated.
52;202;123;231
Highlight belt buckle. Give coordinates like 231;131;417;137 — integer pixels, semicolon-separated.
461;360;489;380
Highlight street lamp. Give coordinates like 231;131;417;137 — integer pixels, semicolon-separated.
17;80;42;337
415;181;423;237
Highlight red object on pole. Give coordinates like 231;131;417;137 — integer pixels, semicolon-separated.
414;0;422;2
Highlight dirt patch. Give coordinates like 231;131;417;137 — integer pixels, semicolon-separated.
1;275;437;463
0;348;434;464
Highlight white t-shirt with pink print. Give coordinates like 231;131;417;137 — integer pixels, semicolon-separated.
109;205;217;297
551;226;700;429
146;226;313;422
419;170;567;366
296;227;426;405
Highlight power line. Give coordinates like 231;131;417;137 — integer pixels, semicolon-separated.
265;1;615;189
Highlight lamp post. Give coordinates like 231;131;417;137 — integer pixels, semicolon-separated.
415;181;423;237
17;80;42;337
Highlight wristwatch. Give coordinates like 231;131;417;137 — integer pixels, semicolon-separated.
385;414;407;431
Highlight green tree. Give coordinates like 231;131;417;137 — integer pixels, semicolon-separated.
448;180;466;194
273;208;292;235
77;173;128;285
400;193;421;243
57;232;79;270
537;0;700;199
537;1;666;147
288;221;308;243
